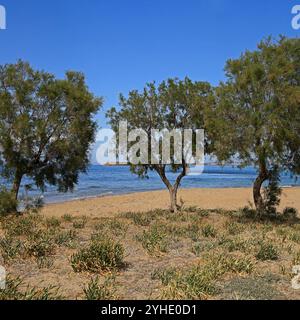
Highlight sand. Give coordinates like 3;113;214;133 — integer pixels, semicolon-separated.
41;187;300;218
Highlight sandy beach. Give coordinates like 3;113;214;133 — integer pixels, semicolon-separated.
41;187;300;218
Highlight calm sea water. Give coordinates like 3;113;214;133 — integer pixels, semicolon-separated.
5;165;299;204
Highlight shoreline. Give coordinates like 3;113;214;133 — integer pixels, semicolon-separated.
41;186;300;218
44;185;300;205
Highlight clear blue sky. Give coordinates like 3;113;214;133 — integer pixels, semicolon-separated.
0;0;299;126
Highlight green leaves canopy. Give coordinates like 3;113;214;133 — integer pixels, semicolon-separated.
207;37;300;173
0;61;102;197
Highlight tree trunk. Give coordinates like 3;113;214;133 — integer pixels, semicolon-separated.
253;164;269;212
11;171;23;200
169;187;179;213
156;164;186;213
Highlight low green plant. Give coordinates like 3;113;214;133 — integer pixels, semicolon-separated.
62;214;73;222
26;231;56;258
0;188;18;216
0;236;23;262
201;224;217;238
73;217;87;229
45;217;61;229
256;242;279;261
83;276;116;300
0;275;63;300
70;238;124;273
224;221;245;236
151;268;178;286
1;214;38;237
37;256;54;269
283;207;298;220
218;236;248;253
136;225;168;255
54;230;77;247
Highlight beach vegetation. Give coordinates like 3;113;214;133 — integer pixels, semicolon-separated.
83;275;116;300
107;78;213;213
136;224;169;255
256;242;279;261
70;238;125;273
206;37;300;214
0;60;102;204
0;187;18;216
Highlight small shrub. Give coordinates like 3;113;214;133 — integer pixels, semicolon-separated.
0;188;18;216
192;241;216;256
224;221;245;236
256;242;279;261
136;225;168;255
283;207;298;220
1;214;39;237
62;214;73;222
95;219;128;237
121;211;161;226
70;238;124;273
218;237;245;253
37;256;54;269
160;267;217;300
205;253;254;276
288;231;300;244
0;236;23;261
261;167;282;216
83;276;116;300
151;268;178;286
240;206;257;218
54;230;77;247
73;217;87;229
26;232;56;258
45;217;61;229
201;224;217;238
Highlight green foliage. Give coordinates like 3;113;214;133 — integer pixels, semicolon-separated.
206;37;300;211
70;238;124;273
283;207;298;220
256;242;279;261
159;253;254;300
201;224;217;238
151;268;178;286
107;78;212;212
83;276;116;300
0;188;18;216
73;217;87;229
261;166;282;216
1;214;39;237
54;230;77;247
136;225;169;255
45;217;61;229
26;231;56;258
0;60;102;199
0;275;63;300
0;236;23;262
62;214;73;222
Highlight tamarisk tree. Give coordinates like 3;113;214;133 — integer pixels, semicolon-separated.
107;78;212;212
206;37;300;213
0;61;102;203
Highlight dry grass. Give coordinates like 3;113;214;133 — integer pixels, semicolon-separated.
1;207;300;300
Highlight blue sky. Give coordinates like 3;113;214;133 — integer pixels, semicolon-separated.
0;0;299;127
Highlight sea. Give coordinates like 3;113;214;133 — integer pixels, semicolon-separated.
2;165;299;204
